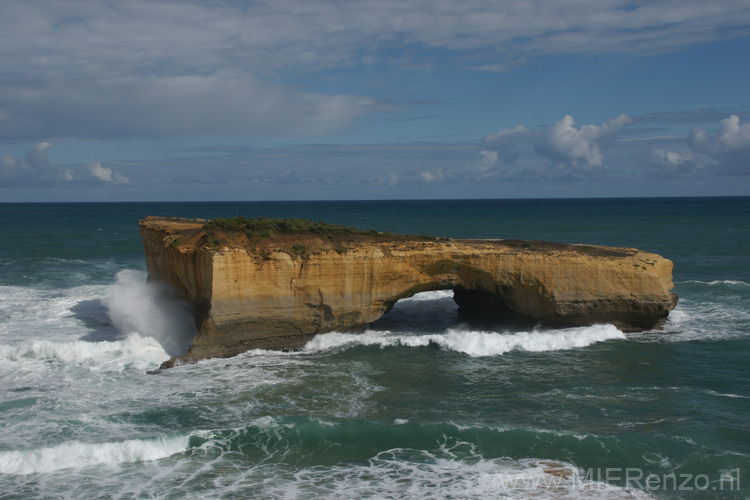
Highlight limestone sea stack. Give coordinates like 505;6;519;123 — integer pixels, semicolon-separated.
140;216;678;368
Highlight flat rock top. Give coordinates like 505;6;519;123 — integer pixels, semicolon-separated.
140;216;640;259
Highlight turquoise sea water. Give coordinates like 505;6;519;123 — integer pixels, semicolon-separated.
0;198;748;499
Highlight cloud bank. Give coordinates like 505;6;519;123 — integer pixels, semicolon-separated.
481;114;632;171
0;143;129;186
478;112;750;183
1;143;63;185
1;0;749;141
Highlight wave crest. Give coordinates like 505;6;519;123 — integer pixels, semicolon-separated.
677;280;749;287
304;324;625;357
0;435;189;475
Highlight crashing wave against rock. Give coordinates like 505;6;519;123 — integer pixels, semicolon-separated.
139;216;678;368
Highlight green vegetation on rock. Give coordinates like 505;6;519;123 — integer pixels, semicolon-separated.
204;216;436;243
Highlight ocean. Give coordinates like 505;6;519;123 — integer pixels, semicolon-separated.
0;197;748;499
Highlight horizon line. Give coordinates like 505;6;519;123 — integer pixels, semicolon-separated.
0;194;748;205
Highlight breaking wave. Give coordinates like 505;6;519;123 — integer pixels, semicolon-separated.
305;324;625;356
0;435;189;475
0;334;169;371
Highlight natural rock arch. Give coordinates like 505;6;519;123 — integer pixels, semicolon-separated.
140;217;678;367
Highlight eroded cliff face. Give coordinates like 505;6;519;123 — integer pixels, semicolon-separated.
140;216;677;367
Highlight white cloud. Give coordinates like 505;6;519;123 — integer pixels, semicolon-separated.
480;114;632;170
88;161;112;182
690;115;750;154
541;115;603;167
421;170;444;182
537;114;632;168
718;115;750;150
645;147;701;177
88;161;129;184
477;150;498;173
652;149;692;167
481;125;532;164
688;115;750;174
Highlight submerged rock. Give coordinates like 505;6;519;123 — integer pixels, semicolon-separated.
140;216;678;368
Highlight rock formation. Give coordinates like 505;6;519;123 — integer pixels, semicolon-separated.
140;216;678;367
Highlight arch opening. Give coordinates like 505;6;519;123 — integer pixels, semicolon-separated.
369;290;461;333
369;285;538;334
452;288;540;328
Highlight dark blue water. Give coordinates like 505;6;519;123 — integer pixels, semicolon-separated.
0;198;748;499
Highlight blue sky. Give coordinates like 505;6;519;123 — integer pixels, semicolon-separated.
1;0;749;201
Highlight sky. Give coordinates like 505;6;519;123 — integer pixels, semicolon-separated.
1;0;750;202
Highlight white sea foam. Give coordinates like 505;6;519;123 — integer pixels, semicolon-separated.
0;435;189;475
0;284;106;342
260;453;651;500
304;324;625;356
105;270;196;357
654;278;750;342
176;421;650;500
645;298;750;342
0;333;168;371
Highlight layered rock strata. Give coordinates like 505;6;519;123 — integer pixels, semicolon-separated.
140;216;678;367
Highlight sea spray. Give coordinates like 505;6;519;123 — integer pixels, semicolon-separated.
105;270;196;357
